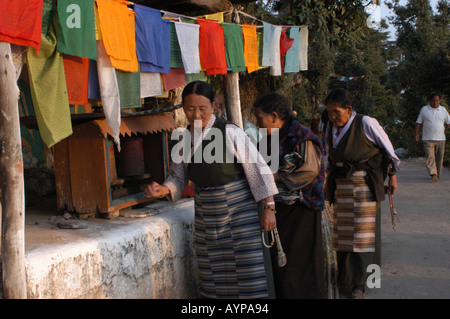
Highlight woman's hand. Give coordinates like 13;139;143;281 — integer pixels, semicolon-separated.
144;181;168;198
387;175;398;195
261;208;277;232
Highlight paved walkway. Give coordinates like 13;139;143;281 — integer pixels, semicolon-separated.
367;159;450;299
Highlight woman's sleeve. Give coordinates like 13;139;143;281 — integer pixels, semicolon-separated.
163;162;189;202
362;116;401;171
225;125;278;202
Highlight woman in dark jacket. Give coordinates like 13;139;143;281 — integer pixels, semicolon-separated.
253;92;326;299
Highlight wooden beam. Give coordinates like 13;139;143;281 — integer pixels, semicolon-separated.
0;42;27;298
224;9;243;128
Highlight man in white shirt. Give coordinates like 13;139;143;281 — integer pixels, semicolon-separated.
415;93;450;181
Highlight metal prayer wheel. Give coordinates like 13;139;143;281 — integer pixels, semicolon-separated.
116;137;145;177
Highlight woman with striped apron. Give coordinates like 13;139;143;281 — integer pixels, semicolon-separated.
324;89;400;298
145;81;278;299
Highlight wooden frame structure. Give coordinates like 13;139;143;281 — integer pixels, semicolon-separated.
53;113;174;218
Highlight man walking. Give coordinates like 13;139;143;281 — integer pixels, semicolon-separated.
415;93;450;181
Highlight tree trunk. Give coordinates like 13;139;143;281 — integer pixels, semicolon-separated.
0;42;27;299
224;9;243;129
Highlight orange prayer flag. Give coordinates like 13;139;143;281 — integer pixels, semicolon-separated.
63;54;90;105
96;0;138;72
242;25;259;73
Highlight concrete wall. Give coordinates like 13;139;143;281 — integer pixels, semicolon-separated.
23;199;199;299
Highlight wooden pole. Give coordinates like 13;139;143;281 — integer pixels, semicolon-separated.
224;9;244;129
0;42;27;299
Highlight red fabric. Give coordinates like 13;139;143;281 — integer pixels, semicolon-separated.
0;0;43;51
161;68;186;91
63;54;89;105
197;18;227;76
181;181;195;198
280;29;294;72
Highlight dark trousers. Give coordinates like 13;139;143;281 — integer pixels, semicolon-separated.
270;202;326;299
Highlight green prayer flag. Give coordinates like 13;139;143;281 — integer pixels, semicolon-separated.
222;23;246;73
170;23;184;69
57;0;96;60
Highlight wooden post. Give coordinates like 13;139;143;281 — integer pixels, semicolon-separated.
0;42;27;299
224;9;243;129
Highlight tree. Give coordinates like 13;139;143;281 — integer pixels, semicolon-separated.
245;0;373;119
385;0;450;157
387;0;450;117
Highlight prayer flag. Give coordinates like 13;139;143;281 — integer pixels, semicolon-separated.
197;18;227;75
0;0;43;51
57;0;96;60
134;4;171;73
241;25;259;73
222;23;246;73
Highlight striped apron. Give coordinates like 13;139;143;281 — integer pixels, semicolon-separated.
194;178;268;299
332;171;377;253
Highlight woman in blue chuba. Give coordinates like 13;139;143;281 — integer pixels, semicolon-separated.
145;81;278;299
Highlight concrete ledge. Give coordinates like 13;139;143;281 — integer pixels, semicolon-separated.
23;199;198;299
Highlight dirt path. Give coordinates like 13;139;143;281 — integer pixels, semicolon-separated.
367;159;450;299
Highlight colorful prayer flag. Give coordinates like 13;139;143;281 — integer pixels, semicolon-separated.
57;0;97;60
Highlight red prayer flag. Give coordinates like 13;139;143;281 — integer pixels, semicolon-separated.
0;0;44;51
197;18;227;76
280;29;295;72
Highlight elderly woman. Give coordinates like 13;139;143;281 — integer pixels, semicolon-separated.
324;88;400;298
145;81;278;299
253;92;326;299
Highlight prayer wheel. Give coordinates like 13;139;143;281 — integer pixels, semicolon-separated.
116;137;145;177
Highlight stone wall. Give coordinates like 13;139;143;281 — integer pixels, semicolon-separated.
23;200;199;299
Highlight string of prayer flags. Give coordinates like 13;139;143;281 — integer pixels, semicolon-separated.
329;73;366;82
4;0;313;149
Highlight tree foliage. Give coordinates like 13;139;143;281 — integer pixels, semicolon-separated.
243;0;373;119
384;0;450;159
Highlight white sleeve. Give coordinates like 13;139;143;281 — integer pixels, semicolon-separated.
362;116;401;170
225;125;278;202
444;108;450;125
416;107;425;124
163;162;189;202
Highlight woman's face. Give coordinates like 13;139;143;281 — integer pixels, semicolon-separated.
326;102;352;128
252;107;283;135
182;94;214;128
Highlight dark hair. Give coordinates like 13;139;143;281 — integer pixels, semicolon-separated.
430;93;440;100
253;92;292;121
182;81;215;104
324;88;352;109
